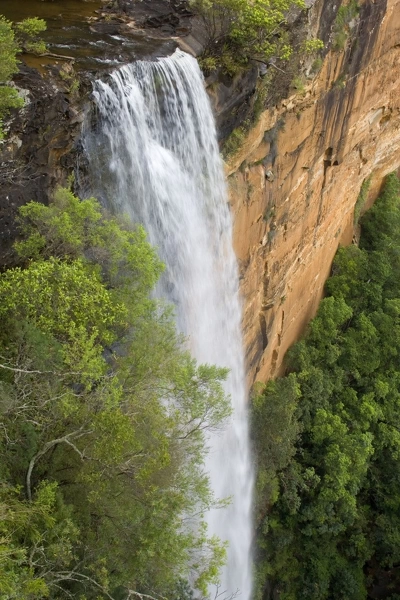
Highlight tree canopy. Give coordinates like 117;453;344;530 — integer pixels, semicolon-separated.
189;0;312;73
0;187;231;599
252;173;400;600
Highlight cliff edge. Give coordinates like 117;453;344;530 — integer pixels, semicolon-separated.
227;0;400;383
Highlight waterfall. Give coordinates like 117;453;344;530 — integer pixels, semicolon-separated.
83;49;253;600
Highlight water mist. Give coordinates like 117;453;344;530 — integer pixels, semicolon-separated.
84;49;253;600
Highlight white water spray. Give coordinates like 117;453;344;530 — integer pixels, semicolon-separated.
84;49;253;600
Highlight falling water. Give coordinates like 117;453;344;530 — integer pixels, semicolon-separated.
84;49;253;599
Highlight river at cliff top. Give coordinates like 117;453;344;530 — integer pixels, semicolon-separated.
1;0;176;71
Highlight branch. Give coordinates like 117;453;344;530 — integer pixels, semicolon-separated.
51;583;75;599
213;585;241;600
127;591;168;600
0;362;55;375
0;159;42;186
0;356;114;381
26;430;91;501
251;58;286;73
52;573;169;600
39;51;75;61
268;63;286;74
52;572;115;599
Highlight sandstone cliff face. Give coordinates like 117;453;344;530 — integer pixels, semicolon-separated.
227;0;400;384
1;0;399;386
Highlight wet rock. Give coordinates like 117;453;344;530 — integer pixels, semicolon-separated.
0;66;85;268
115;0;193;33
145;14;180;29
206;65;259;142
89;21;124;35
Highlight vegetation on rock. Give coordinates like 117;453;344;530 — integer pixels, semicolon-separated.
0;187;231;599
0;15;46;137
190;0;309;74
252;173;400;600
332;0;360;51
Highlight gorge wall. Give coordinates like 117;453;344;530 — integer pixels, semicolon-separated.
226;0;400;383
1;0;400;389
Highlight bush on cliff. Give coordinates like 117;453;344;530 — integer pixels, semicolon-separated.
0;187;231;599
189;0;307;73
0;15;46;137
252;173;400;600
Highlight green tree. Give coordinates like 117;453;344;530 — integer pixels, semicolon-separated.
252;174;400;600
252;374;301;518
0;15;46;137
190;0;306;73
14;18;47;55
0;188;231;599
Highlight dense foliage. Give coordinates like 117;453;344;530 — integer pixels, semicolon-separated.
189;0;308;74
0;188;231;599
0;15;46;137
252;173;400;599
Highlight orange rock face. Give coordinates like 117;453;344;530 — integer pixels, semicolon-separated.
228;0;400;384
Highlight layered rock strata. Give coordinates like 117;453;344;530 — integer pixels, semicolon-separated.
1;0;399;389
227;0;400;383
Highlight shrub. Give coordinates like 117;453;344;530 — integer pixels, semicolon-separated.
190;0;308;70
332;0;360;51
0;15;46;137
